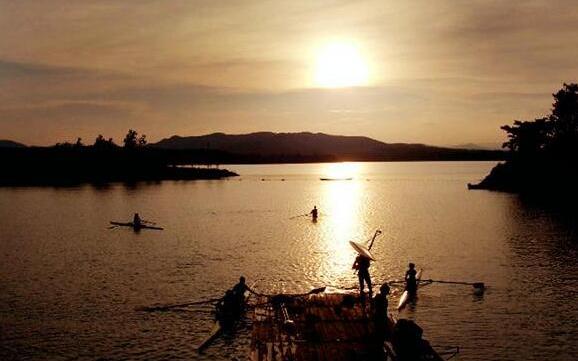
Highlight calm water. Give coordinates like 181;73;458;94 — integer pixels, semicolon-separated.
1;161;577;360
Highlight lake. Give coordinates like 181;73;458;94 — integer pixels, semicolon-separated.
1;161;577;360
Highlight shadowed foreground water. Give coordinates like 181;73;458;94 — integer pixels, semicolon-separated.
1;161;577;360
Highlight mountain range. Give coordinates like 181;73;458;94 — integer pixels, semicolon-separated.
152;132;505;162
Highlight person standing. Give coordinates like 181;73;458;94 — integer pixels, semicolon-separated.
373;283;391;341
352;254;372;297
405;263;418;296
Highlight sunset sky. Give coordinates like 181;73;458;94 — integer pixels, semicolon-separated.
1;0;577;146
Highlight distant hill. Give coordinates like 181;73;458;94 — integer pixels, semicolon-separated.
153;132;505;162
0;140;26;148
452;143;502;151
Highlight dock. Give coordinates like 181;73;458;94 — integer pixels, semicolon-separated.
250;292;444;361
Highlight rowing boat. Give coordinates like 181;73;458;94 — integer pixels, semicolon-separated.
195;283;255;351
397;268;423;311
109;221;164;231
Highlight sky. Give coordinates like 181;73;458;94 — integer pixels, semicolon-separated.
1;0;578;147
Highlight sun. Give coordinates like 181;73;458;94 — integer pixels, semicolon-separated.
314;42;369;88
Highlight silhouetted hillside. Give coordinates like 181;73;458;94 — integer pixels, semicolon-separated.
153;132;505;162
470;83;578;202
0;140;26;148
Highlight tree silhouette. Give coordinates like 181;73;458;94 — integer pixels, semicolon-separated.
138;134;147;146
94;134;117;149
549;83;578;154
501;118;551;156
123;129;138;148
123;129;147;148
476;83;578;194
501;83;578;159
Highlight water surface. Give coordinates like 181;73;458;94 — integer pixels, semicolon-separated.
1;161;577;360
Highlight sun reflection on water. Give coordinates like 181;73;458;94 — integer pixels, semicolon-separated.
317;163;368;286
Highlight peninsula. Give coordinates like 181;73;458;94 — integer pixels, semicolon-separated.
469;83;578;201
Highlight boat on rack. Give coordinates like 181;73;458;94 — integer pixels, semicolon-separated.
250;290;444;361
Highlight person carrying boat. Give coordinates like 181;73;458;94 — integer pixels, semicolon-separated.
352;254;372;297
133;213;142;228
372;283;390;341
310;206;318;220
405;263;418;296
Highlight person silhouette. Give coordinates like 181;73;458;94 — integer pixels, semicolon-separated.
405;263;418;296
352;254;372;297
373;283;390;341
133;213;142;228
310;206;318;220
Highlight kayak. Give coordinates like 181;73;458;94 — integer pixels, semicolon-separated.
109;221;164;231
397;268;423;311
349;240;376;260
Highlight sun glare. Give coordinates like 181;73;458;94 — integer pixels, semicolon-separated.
314;42;369;88
323;162;361;180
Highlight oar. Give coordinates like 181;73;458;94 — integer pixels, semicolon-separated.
421;279;485;290
289;213;310;219
136;297;222;312
142;219;157;225
367;229;382;250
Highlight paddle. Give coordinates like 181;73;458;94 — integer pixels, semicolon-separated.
289;213;310;219
367;229;382;250
421;279;485;290
136;297;223;312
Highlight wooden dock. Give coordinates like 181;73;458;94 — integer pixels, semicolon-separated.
250;292;444;361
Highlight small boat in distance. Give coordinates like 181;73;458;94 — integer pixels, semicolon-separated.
320;177;353;181
109;221;164;231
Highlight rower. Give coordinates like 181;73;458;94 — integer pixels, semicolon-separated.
217;290;237;324
133;213;142;228
310;206;318;220
232;276;253;307
352;254;373;297
405;263;418;296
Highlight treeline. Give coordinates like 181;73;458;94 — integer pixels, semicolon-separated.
54;129;147;149
472;83;578;198
0;130;237;186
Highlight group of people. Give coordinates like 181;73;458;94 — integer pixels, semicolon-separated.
353;255;418;299
354;259;418;340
